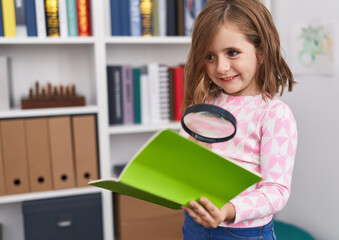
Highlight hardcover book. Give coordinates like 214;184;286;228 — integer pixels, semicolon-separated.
173;65;184;121
130;0;141;36
66;0;78;36
140;0;152;36
107;66;124;125
89;129;262;210
76;0;91;36
45;0;60;37
25;0;38;36
122;65;134;125
133;68;142;124
110;0;121;35
58;0;68;37
0;0;3;36
2;0;16;36
35;0;47;37
166;0;176;36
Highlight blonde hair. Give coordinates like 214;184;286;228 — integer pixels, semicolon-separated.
182;0;295;110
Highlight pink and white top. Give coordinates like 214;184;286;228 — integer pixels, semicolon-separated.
184;93;298;228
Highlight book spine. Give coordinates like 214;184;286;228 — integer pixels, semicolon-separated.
166;0;176;36
158;64;170;123
168;67;175;121
129;0;141;36
157;0;166;36
76;0;90;36
176;0;184;36
25;0;38;36
110;0;120;36
173;66;184;121
151;0;158;36
66;0;78;36
140;65;150;124
120;0;130;36
2;0;16;36
140;0;152;36
133;68;142;124
35;0;46;37
58;0;68;37
148;63;160;123
15;0;27;36
184;0;193;36
0;0;4;36
122;65;134;125
107;66;123;125
45;0;60;37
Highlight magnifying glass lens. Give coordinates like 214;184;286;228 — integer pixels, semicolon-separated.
183;112;235;139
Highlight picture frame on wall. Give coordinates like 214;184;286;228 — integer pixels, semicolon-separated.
260;0;272;13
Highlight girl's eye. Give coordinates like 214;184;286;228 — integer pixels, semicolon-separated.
228;50;239;57
206;54;215;61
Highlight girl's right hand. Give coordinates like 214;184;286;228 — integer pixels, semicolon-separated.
188;136;212;149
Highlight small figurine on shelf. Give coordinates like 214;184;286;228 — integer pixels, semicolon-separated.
21;81;86;109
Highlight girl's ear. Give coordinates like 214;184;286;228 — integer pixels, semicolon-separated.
257;44;264;64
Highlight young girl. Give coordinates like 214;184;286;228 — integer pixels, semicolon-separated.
180;0;298;239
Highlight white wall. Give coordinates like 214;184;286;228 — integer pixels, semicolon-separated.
273;1;339;239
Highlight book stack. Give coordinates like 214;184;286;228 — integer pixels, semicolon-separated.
109;0;207;37
0;0;91;37
107;63;184;126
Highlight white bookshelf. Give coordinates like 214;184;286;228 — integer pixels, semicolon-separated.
0;1;191;239
0;105;98;119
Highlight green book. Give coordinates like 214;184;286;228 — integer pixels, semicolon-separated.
133;68;142;124
89;129;262;210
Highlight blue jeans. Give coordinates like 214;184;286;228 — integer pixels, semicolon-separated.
182;212;276;240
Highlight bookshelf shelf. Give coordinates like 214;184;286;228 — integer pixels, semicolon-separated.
0;37;95;45
0;105;98;119
105;36;191;44
0;187;101;205
108;122;181;135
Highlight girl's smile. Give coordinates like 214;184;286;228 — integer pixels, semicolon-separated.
218;74;240;82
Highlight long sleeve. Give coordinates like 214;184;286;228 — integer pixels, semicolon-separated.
229;102;298;226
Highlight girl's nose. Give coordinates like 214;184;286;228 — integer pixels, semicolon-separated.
216;58;231;74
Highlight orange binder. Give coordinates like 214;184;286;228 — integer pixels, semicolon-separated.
48;116;76;189
25;118;54;192
0;119;30;194
72;115;99;187
0;124;6;195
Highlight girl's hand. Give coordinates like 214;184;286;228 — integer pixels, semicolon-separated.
188;136;212;149
181;197;235;228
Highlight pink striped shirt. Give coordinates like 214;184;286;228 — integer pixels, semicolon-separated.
183;93;298;228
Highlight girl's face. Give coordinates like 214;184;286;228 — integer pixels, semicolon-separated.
205;23;261;96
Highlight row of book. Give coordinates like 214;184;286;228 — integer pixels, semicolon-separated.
109;0;207;37
0;0;91;37
107;63;184;126
0;115;99;196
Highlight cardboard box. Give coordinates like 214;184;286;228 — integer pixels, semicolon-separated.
114;194;184;240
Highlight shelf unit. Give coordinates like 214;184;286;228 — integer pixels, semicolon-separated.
0;1;190;239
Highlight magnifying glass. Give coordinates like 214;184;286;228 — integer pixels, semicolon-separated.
181;104;237;143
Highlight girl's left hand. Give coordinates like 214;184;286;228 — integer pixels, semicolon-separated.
181;197;235;228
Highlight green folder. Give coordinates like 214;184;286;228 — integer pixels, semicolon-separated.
89;129;262;210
